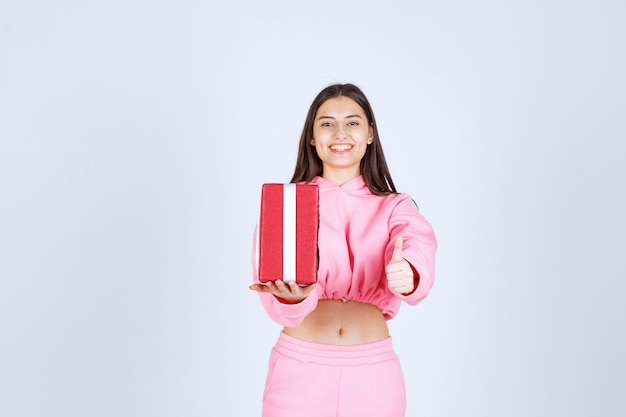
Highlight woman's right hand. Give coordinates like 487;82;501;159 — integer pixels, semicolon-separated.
249;280;317;304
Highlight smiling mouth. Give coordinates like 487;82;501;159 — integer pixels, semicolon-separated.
330;144;353;151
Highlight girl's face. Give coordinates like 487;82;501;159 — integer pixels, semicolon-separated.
311;96;373;183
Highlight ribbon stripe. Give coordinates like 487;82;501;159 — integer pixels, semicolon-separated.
282;184;296;282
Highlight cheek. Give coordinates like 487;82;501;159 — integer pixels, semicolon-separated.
313;141;326;156
313;131;331;147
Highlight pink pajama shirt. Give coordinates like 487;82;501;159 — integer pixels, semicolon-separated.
252;176;437;416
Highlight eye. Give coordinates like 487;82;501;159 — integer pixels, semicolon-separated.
321;122;333;127
347;121;359;127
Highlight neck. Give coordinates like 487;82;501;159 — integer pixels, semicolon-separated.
322;168;360;186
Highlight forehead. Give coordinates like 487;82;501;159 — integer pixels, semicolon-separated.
316;96;366;118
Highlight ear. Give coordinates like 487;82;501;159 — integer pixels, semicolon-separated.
368;125;374;144
310;139;316;146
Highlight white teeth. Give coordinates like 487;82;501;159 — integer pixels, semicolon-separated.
331;144;352;151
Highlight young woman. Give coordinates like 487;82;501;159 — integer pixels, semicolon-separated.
250;83;437;417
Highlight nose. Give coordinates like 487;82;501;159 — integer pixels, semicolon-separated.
335;124;347;139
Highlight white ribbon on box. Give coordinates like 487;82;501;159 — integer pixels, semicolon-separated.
282;184;296;282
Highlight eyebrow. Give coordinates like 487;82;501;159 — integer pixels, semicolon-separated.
316;114;363;120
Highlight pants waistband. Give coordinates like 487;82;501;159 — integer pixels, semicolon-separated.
273;331;397;367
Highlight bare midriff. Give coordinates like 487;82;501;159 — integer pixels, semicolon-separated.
282;299;389;345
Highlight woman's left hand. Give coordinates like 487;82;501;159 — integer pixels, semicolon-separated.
385;236;416;295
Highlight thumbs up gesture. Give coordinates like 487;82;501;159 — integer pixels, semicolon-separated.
386;236;416;295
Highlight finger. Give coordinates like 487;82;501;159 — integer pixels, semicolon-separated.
249;283;276;294
264;281;289;299
388;278;411;293
274;280;291;294
286;281;317;298
299;283;317;297
391;235;404;262
387;258;410;275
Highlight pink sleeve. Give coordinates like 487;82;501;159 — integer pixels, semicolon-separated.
251;225;320;328
385;195;437;305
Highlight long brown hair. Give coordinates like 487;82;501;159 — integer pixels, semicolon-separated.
290;83;397;195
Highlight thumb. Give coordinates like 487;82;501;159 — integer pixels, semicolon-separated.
391;235;404;262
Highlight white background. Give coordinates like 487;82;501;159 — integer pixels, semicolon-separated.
1;1;624;416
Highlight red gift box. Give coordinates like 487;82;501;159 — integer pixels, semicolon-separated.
258;183;319;285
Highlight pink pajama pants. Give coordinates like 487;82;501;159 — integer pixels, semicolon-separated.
262;332;406;417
